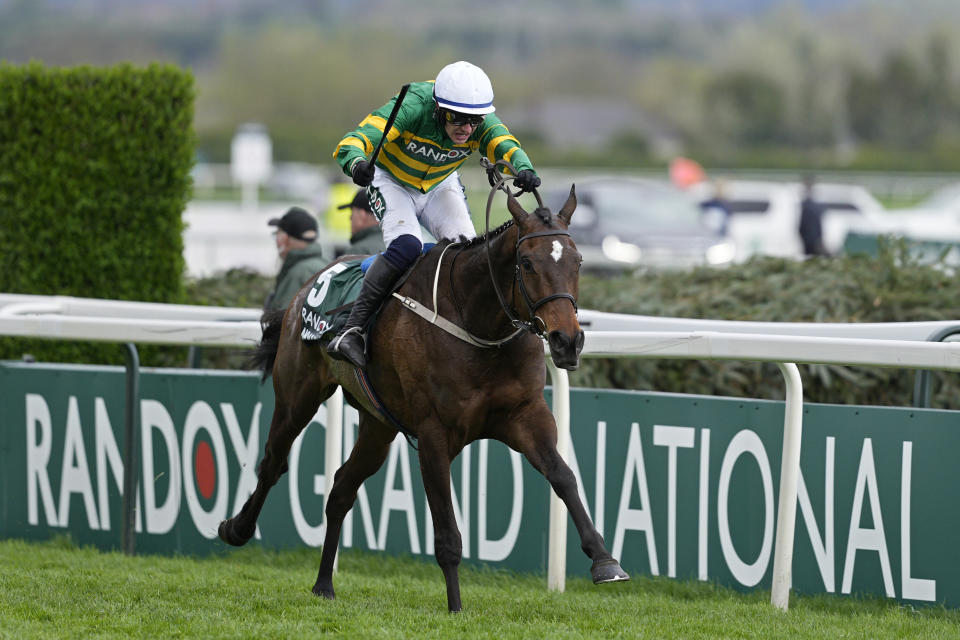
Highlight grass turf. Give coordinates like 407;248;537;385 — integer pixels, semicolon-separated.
1;538;957;639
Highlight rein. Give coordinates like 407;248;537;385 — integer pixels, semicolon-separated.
390;159;577;347
481;158;578;338
391;236;523;348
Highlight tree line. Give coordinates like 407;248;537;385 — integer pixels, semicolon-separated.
3;0;960;170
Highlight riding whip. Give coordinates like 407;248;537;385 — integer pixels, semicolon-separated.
368;83;410;167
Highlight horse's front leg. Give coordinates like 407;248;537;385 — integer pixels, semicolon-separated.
218;406;297;545
506;405;629;584
417;435;463;612
312;413;394;600
219;383;324;546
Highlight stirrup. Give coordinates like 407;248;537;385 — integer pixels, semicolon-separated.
329;326;363;354
327;326;366;368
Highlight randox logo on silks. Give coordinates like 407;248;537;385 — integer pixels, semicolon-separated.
404;142;471;164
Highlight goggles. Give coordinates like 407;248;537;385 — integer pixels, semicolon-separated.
443;110;485;128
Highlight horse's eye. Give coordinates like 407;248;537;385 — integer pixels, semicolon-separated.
520;257;534;272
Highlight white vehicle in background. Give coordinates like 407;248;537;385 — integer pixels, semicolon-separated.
847;181;960;266
690;180;887;260
876;181;960;242
543;177;736;272
907;181;960;216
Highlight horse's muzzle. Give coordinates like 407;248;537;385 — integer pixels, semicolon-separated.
547;329;585;371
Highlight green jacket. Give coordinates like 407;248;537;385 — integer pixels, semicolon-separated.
333;81;536;193
266;243;327;311
349;225;386;255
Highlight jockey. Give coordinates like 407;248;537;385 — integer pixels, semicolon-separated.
327;60;541;369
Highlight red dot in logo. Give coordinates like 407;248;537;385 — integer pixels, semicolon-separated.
195;441;216;500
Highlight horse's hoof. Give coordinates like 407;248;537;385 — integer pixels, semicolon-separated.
312;584;335;600
591;559;630;584
218;519;251;547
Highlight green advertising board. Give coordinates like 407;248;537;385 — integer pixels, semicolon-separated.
0;361;955;607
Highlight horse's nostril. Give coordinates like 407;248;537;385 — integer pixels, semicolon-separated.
548;331;567;350
549;330;584;355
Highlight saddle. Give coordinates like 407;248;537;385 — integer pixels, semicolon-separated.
300;246;434;344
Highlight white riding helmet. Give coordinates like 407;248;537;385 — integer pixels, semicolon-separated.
433;61;495;115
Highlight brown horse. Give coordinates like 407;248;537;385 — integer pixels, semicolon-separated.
218;184;629;612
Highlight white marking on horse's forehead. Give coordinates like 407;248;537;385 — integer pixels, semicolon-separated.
550;240;563;263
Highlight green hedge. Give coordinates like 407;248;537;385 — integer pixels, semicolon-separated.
0;62;194;365
570;241;960;410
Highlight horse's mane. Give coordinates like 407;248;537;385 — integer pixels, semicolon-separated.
435;205;557;252
441;219;515;250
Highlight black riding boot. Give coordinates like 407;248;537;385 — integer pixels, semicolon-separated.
326;257;403;369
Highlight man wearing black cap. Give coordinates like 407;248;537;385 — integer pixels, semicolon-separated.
264;206;327;311
338;190;386;255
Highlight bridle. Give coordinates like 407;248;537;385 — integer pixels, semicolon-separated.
481;158;578;338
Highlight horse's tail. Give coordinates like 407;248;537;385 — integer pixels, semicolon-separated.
248;308;286;381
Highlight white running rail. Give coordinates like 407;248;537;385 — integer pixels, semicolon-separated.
4;294;960;611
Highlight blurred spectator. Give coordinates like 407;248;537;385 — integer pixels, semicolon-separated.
339;190;386;255
798;175;829;257
264;206;327;311
699;179;732;235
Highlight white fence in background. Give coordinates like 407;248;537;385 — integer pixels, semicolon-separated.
182;201;349;278
578;309;960;342
3;293;960;611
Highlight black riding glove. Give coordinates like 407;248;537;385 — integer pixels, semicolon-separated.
515;169;541;193
351;160;376;187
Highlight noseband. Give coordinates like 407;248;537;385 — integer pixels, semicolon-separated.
482;159;578;338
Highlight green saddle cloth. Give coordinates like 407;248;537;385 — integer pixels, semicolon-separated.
299;259;366;342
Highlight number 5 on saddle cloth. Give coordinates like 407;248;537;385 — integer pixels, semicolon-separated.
300;246;435;344
298;259;366;343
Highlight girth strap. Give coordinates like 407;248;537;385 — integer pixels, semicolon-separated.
354;368;418;448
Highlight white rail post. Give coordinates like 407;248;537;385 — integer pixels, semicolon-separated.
771;362;803;610
323;387;344;573
546;360;571;591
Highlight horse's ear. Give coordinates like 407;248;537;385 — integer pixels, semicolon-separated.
506;191;529;222
557;184;577;226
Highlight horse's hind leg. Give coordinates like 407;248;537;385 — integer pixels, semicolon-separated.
312;411;395;600
416;433;463;612
218;378;333;546
505;405;629;584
